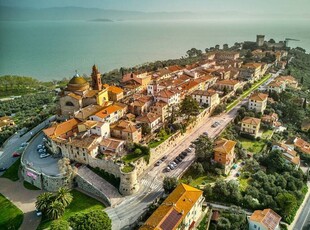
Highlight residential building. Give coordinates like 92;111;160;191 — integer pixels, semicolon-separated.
122;72;152;90
89;104;126;124
110;120;142;143
215;51;240;60
213;138;237;174
150;100;169;122
267;80;286;93
240;63;262;83
140;183;204;230
104;84;124;102
155;89;180;105
99;138;125;157
191;90;220;109
261;113;280;128
272;143;300;168
248;93;268;113
286;137;310;155
129;95;153;116
248;209;281;230
215;79;242;92
241;117;261;137
136;112;162;132
0;116;15;131
74;104;104;121
274;75;298;89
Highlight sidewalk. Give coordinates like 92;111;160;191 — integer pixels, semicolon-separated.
0;178;43;230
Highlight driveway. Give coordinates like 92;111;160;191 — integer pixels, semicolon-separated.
0;178;43;230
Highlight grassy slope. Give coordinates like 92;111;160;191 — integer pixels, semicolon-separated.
1;158;20;181
37;189;105;229
0;193;24;230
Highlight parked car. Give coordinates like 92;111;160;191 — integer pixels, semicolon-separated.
12;152;21;158
181;151;188;157
178;154;185;159
0;167;7;172
185;148;192;153
21;142;28;147
39;153;50;159
37;144;43;150
203;132;209;136
189;143;196;148
211;122;218;128
174;159;180;164
176;156;182;161
38;148;46;153
155;161;161;166
161;155;167;161
165;167;171;172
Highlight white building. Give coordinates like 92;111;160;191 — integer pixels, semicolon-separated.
248;93;268;113
248;209;281;230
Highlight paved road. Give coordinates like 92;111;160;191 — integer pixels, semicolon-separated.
293;182;310;230
0;177;43;230
106;98;247;230
0;116;55;176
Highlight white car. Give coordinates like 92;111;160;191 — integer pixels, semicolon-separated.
39;153;50;159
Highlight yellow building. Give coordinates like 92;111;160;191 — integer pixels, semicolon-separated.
241;117;261;137
140;183;204;230
213;138;237;174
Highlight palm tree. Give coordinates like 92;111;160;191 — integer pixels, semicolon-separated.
46;201;65;220
55;187;73;208
36;192;54;212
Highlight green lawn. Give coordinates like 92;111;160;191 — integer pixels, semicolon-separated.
122;152;144;163
23;181;40;190
1;158;20;181
180;168;218;187
121;164;135;173
238;178;249;192
0;193;24;230
239;129;273;154
148;133;172;149
37;189;105;230
226;74;272;112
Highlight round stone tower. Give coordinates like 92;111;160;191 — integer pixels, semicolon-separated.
119;165;139;196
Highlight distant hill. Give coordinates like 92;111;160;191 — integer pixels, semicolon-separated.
0;6;308;21
89;18;113;22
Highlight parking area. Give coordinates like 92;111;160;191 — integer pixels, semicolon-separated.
23;132;60;176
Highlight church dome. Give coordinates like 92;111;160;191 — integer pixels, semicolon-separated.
67;72;90;92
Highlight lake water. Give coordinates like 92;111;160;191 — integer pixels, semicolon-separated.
0;19;309;81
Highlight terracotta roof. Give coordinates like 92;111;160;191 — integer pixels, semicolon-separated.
93;105;123;119
156;89;178;98
67;93;82;100
43;118;80;139
241;117;261;125
192;90;217;97
84;90;98;98
140;184;203;230
250;209;281;230
152;100;168;108
274;142;297;157
111;120;138;133
99;138;124;151
68;136;98;150
249;93;268;101
243;62;262;69
294;137;310;154
268;81;283;87
214;138;236;154
136;113;161;124
275;75;297;83
80;120;98;129
216;79;240;86
262;113;278;123
108;85;124;94
167;65;183;72
74;104;103;121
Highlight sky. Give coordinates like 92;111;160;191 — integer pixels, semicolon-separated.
0;0;310;16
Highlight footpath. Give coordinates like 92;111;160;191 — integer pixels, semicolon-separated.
0;177;43;230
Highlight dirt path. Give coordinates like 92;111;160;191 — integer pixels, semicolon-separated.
0;178;43;230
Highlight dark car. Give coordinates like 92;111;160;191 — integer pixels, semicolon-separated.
176;156;182;161
12;152;21;158
174;159;180;164
178;154;185;159
161;156;167;161
0;167;7;172
181;151;188;157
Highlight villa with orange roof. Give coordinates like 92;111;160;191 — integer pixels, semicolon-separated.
103;84;124;102
140;183;204;230
213;138;237;174
150;100;169;122
241;117;261;137
248;208;281;230
267;80;286;93
122;72;152;90
274;75;298;89
272;143;300;168
248;92;268;113
286;137;310;155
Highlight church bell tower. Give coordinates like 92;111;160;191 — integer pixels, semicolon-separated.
91;65;102;91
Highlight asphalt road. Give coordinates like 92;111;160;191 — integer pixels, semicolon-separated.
293;183;310;230
107;70;282;230
0;116;55;176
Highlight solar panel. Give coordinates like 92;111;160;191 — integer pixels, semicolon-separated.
160;209;183;230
